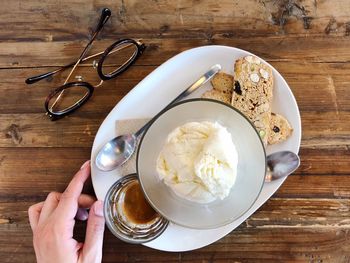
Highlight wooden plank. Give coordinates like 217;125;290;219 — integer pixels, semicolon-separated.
2;36;350;69
0;0;350;42
1;111;349;147
276;175;350;199
300;111;350;147
1;148;349;200
179;226;350;262
0;114;104;146
0;148;92;201
0;224;349;262
247;198;350;229
1;64;350;113
2;197;350;227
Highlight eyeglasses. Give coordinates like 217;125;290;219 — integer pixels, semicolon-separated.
25;8;146;120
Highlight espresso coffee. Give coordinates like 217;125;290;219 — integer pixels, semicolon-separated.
122;181;158;225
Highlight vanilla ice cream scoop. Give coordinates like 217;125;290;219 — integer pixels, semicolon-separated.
156;121;238;203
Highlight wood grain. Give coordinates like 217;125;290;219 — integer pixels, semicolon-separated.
2;63;350;113
1;0;350;262
1;224;349;263
0;112;349;147
1;147;350;200
2;36;350;69
1;0;350;42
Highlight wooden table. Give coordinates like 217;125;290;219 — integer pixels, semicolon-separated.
1;0;350;262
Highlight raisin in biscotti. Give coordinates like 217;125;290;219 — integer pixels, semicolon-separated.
231;55;273;146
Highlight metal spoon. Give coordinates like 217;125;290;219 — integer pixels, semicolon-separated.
265;151;300;182
95;64;222;171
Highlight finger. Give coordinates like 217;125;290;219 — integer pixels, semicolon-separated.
75;194;96;221
77;194;96;209
56;161;90;220
28;202;44;231
81;200;105;263
39;191;61;223
39;191;96;223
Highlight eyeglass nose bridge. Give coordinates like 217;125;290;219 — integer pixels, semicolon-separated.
139;43;146;54
75;75;84;82
92;60;99;69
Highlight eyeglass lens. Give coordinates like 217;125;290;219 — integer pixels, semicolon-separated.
101;42;139;77
48;84;91;114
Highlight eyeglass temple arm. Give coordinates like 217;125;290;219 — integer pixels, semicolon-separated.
25;8;111;85
25;50;106;85
69;8;111;70
25;63;75;84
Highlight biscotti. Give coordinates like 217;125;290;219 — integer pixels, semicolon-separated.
210;72;234;94
202;72;233;104
268;113;293;144
231;55;274;146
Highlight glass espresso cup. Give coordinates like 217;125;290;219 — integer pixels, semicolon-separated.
104;174;168;243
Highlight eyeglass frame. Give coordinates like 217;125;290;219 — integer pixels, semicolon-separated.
25;8;146;121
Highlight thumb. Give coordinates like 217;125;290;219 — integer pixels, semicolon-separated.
81;200;105;263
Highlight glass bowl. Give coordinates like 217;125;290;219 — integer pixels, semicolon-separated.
136;98;266;229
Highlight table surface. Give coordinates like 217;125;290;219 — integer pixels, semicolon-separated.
1;0;350;262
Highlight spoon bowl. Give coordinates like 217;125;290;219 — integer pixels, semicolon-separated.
95;134;136;171
265;151;300;182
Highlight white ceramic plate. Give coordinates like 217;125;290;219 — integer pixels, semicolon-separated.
91;45;301;252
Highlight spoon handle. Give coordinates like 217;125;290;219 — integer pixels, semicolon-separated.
134;64;221;138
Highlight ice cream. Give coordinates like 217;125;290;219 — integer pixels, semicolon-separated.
156;121;238;203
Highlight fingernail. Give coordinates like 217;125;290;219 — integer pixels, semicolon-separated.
94;200;104;217
80;160;90;170
76;208;89;221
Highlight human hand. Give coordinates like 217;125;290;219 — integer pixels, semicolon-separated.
28;161;105;263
